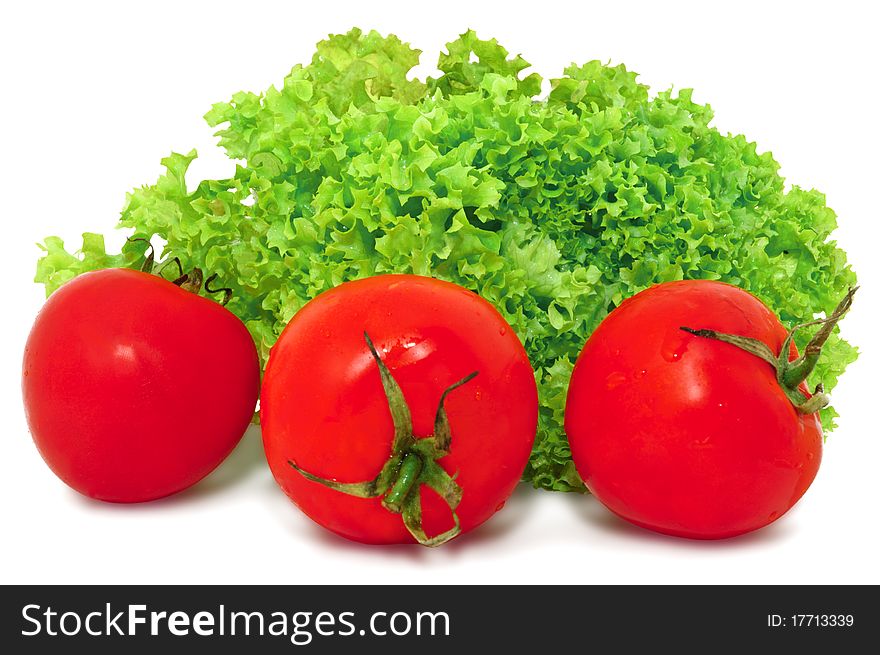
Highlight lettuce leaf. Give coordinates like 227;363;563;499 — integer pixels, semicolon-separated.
36;28;858;492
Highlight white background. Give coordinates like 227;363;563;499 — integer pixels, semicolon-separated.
2;0;877;585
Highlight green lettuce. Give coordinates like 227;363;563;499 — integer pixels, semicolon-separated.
36;28;858;492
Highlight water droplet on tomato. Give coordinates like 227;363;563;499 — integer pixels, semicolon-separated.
474;390;482;401
495;501;506;512
661;328;691;363
634;368;647;379
807;452;814;461
604;372;626;390
499;327;507;336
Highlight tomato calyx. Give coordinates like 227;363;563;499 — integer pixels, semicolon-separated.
126;237;233;305
170;267;233;305
288;332;478;547
681;286;857;414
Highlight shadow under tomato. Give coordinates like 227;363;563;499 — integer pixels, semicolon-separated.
445;483;539;552
182;425;268;499
67;425;269;510
563;490;797;549
275;481;539;559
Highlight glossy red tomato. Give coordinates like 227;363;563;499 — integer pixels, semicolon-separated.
566;280;830;539
22;268;260;502
261;274;538;546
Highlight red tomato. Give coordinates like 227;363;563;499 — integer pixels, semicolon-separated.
22;268;260;502
565;280;844;539
261;274;537;546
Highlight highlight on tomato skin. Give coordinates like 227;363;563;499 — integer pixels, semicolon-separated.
564;280;852;540
21;267;261;503
260;274;539;546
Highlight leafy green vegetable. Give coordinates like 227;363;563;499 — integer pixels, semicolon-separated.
36;28;858;492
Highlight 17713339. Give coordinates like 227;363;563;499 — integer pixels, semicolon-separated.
768;614;855;628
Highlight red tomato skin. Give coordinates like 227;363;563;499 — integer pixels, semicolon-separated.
261;275;538;545
565;280;822;539
22;269;260;503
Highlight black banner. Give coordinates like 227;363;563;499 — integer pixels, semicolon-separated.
1;585;874;652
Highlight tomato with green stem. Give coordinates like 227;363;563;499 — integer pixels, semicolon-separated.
260;274;538;546
565;280;855;539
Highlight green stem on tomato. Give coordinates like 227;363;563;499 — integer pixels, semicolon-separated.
779;288;857;389
287;331;478;547
382;454;423;514
680;287;857;415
